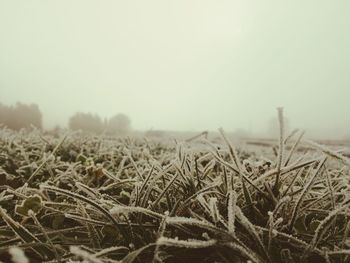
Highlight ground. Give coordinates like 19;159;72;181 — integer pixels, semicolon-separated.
0;128;350;263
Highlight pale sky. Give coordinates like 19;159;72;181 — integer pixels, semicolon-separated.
0;1;349;138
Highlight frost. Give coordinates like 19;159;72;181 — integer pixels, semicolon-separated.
9;247;29;263
70;246;103;263
157;237;216;249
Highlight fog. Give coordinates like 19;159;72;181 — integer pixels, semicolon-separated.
0;1;349;139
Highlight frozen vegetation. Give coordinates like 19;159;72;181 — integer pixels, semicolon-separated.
0;114;350;262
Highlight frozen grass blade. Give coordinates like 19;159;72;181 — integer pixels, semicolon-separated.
93;246;129;257
110;205;165;220
29;210;60;262
121;243;156;263
235;205;271;263
156;237;217;248
151;171;179;208
40;185;122;231
288;157;327;232
284;128;299;144
284;130;305;166
70;246;104;263
225;242;261;263
26;134;67;184
303;203;350;259
218;128;242;172
306;140;350;166
8;247;29;263
0;207;52;259
227;190;237;234
273;107;285;194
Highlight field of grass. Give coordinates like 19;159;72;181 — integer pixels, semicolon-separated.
1;123;350;262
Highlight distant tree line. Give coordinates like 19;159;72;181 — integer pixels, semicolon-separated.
0;102;42;130
0;101;131;134
68;112;131;134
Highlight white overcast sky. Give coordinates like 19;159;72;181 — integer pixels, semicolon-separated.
0;1;349;138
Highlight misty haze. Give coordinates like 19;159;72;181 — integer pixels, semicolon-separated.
1;1;350;263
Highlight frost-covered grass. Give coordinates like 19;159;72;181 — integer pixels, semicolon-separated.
0;119;350;262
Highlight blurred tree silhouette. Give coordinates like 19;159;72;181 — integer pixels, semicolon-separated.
107;113;131;135
0;103;11;127
0;102;42;130
12;103;42;130
68;112;104;133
